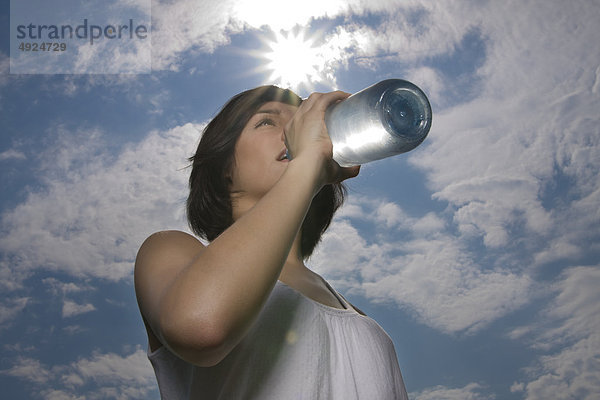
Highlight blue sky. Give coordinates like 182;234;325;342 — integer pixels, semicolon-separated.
1;0;599;399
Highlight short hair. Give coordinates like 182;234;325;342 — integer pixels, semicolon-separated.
187;85;346;258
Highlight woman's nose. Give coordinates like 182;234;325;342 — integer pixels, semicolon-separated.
280;128;289;158
280;129;286;143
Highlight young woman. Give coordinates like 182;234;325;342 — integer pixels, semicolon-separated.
135;85;408;399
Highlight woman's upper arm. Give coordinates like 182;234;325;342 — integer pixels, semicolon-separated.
134;231;205;355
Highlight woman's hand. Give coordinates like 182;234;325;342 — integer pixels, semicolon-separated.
284;91;360;187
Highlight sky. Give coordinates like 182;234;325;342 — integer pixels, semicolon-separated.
1;0;599;399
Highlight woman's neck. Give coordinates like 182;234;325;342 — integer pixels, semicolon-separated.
279;233;307;279
231;194;308;277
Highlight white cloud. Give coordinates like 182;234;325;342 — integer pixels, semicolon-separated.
3;343;36;353
0;149;26;161
406;66;446;107
0;123;201;291
0;297;29;329
43;278;95;296
398;0;600;271
511;266;600;400
375;201;408;229
312;200;533;335
70;36;152;74
333;2;478;65
150;0;240;71
520;333;600;400
232;0;348;32
41;390;86;400
411;382;495;400
62;300;96;318
67;348;154;387
312;218;380;286
411;212;445;235
535;267;600;347
63;325;88;335
1;348;156;399
0;357;52;384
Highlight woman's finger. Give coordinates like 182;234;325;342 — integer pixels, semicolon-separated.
331;164;361;184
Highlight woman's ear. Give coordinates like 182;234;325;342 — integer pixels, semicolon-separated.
225;159;236;186
224;169;235;193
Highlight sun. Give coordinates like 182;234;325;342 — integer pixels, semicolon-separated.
262;29;325;90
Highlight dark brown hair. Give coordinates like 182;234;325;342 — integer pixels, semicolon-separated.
187;85;345;258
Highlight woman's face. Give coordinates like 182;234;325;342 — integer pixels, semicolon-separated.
230;101;298;205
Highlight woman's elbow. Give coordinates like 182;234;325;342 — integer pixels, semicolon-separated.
160;312;232;367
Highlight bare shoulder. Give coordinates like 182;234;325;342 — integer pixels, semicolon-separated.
137;230;203;259
135;230;205;286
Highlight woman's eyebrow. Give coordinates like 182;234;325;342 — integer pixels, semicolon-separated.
254;108;281;116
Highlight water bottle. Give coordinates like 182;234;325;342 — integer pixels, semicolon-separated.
325;79;432;166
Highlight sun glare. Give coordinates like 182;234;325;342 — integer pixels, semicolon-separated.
263;30;324;90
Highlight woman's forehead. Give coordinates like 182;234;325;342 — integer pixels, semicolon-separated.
255;101;298;115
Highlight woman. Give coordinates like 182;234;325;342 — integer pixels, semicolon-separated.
135;85;408;399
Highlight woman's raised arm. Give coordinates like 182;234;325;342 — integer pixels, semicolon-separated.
134;91;359;367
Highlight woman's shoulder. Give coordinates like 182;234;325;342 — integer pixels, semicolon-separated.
135;230;205;273
141;229;202;248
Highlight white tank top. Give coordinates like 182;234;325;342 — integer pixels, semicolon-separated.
148;280;408;399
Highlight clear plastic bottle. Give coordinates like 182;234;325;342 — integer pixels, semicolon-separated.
325;79;432;166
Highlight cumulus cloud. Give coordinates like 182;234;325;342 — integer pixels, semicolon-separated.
150;0;240;71
312;199;533;335
0;149;26;161
519;334;600;400
333;2;479;66
0;297;29;329
408;0;600;264
0;123;200;290
66;348;155;387
70;35;151;75
1;348;156;399
535;267;600;348
0;356;52;385
406;66;446;107
232;0;349;32
62;300;96;318
511;266;600;399
412;383;495;400
43;278;95;296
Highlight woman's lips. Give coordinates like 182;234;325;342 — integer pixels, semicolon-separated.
277;149;289;161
